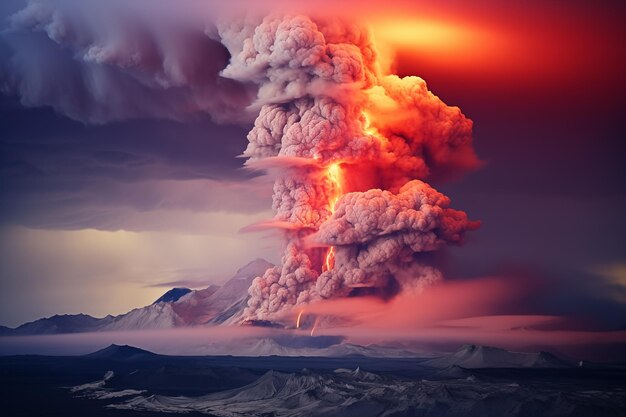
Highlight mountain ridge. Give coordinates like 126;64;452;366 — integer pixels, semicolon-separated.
152;287;192;304
422;344;572;369
1;258;272;336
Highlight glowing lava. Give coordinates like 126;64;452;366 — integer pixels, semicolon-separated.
310;318;318;336
323;162;343;273
326;162;343;209
323;246;335;272
362;112;377;136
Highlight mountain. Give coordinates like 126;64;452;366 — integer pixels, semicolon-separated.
0;258;272;335
109;365;613;417
9;347;620;417
152;287;191;304
84;344;157;361
192;336;425;358
102;258;272;330
204;258;273;325
100;302;186;331
111;258;271;330
422;344;571;369
434;365;475;379
6;313;115;335
167;285;222;325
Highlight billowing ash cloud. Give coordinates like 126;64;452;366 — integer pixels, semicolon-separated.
1;2;480;321
216;15;480;319
314;180;479;298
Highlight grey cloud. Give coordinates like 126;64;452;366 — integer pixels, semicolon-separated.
0;0;256;124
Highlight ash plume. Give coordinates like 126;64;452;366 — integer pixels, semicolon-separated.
217;15;480;319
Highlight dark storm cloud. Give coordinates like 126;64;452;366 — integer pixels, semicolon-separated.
0;98;270;231
0;1;273;231
0;0;256;124
0;96;254;181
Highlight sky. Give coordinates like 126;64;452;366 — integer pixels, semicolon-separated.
0;0;625;329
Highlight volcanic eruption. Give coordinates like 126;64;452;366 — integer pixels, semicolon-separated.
216;15;480;321
0;5;479;323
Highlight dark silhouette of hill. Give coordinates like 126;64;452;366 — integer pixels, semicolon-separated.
84;344;158;361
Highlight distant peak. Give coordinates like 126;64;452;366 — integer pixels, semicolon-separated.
233;258;273;279
458;344;500;354
422;344;572;369
153;287;192;304
85;344;156;359
107;343;127;349
461;344;479;351
51;313;89;318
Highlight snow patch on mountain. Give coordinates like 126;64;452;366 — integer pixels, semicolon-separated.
102;302;183;331
109;366;615;417
70;370;146;399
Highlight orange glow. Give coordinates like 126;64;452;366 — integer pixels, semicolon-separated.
296;310;303;328
369;16;502;73
323;162;343;273
326;162;343;209
323;246;335;272
310;318;318;336
362;112;377;136
365;7;624;92
372;18;486;51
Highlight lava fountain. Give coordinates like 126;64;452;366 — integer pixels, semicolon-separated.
322;162;343;273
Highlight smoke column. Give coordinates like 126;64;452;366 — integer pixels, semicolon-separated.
217;15;480;320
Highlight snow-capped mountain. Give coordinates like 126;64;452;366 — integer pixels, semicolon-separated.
60;344;619;417
4;313;116;335
245;338;423;358
108;365;597;417
168;258;273;326
422;344;571;369
1;258;272;335
152;288;192;304
100;301;187;331
189;335;428;358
